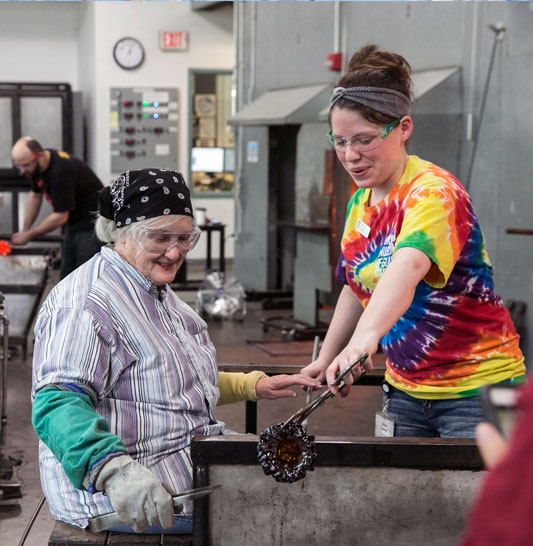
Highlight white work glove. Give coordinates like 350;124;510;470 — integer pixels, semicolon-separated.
95;455;176;532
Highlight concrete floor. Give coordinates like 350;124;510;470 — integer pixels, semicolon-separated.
0;265;382;545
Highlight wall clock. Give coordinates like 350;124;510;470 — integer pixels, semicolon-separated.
113;37;145;70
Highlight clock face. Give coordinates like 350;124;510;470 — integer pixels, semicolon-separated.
113;37;145;70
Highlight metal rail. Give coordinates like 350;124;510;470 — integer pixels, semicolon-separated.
465;22;506;191
0;291;9;445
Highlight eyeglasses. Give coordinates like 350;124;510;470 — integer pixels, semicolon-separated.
328;117;402;153
13;158;37;170
132;226;201;255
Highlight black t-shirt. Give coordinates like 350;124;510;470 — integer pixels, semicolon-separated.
31;150;103;232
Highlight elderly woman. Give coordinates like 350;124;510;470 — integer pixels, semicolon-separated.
302;44;525;438
31;168;320;534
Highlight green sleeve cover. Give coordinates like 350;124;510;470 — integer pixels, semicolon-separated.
32;386;128;490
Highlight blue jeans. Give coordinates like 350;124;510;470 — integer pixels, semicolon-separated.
60;229;103;279
382;383;484;438
107;514;193;534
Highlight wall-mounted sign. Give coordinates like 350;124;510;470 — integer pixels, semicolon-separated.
247;140;259;164
159;31;189;51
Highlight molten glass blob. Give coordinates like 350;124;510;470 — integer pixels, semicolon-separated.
0;240;11;256
257;422;317;483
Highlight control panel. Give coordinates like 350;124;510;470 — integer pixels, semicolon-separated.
110;87;178;173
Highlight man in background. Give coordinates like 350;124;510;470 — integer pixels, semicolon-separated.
11;137;103;278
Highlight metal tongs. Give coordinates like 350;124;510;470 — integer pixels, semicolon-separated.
278;352;369;432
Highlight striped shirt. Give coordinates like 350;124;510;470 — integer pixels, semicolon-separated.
32;246;224;526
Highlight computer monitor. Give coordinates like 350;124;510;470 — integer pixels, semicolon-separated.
191;147;224;173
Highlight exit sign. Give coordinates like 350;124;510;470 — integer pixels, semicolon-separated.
159;31;188;51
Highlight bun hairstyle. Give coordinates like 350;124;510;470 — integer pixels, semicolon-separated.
332;44;413;124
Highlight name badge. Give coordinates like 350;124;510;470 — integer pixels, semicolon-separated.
375;412;395;437
356;219;371;238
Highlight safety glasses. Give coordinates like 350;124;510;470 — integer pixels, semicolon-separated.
13;158;37;170
132;226;201;255
328;117;402;153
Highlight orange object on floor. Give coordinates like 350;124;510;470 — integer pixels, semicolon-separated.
0;240;11;256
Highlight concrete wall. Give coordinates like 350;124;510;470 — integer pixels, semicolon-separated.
0;1;236;260
0;3;81;87
208;465;482;546
233;1;533;363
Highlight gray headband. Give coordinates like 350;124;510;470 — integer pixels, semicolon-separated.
329;86;411;118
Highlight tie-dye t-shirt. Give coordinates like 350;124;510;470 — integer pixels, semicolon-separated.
335;156;525;399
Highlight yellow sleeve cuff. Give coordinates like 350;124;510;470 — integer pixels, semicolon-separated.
217;371;268;405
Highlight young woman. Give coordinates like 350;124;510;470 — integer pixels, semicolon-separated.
302;45;525;438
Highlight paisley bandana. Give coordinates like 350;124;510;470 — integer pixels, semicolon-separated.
97;168;193;227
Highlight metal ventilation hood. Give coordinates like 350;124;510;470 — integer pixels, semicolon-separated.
228;83;332;126
317;66;461;120
411;66;461;100
229;66;460;127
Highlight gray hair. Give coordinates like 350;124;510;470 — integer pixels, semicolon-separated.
94;214;196;244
